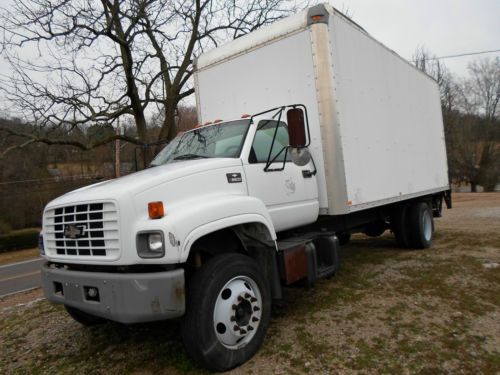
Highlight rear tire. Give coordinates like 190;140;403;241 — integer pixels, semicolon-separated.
65;305;106;326
337;232;351;246
391;205;410;248
407;202;433;249
181;253;271;371
363;221;386;237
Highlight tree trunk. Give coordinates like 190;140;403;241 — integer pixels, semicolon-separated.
155;98;178;155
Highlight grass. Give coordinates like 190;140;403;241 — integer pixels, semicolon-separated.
1;226;499;374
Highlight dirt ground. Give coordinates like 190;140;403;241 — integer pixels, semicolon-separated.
0;248;40;266
1;193;499;374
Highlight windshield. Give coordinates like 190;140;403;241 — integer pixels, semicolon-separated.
150;119;250;166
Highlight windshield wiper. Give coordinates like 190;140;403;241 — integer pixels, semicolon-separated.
173;153;211;160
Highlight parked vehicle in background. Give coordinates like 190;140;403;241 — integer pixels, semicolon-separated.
40;4;451;371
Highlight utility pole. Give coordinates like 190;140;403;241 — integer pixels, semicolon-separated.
115;117;120;178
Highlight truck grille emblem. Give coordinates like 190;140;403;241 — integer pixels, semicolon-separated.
64;224;86;239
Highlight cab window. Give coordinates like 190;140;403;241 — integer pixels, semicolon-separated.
249;120;291;163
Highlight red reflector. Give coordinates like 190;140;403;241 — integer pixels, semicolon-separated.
148;202;164;219
213;119;223;123
311;15;323;21
204;121;213;125
241;114;251;118
194;124;202;128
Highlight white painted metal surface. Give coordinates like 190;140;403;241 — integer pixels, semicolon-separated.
195;29;329;211
43;158;276;265
195;5;449;215
241;118;319;232
328;14;449;212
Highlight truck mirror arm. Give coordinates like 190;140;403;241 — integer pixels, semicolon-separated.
249;104;312;173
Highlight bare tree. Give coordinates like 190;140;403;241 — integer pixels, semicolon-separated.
413;49;499;192
413;47;461;179
455;57;500;191
0;0;299;165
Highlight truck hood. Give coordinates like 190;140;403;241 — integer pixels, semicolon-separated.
46;158;243;208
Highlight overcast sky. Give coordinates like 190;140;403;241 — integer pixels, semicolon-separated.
328;0;500;76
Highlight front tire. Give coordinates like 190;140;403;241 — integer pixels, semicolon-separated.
65;305;106;326
181;253;271;371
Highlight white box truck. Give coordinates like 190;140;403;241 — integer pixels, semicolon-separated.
40;4;451;371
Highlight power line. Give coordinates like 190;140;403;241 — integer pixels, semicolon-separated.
416;49;500;62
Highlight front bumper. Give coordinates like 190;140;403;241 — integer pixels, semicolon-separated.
41;263;185;324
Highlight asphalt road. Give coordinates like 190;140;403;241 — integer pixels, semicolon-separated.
0;258;44;298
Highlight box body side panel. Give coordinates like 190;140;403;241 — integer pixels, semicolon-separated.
328;15;449;211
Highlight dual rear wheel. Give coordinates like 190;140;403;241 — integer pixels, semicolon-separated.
392;201;434;249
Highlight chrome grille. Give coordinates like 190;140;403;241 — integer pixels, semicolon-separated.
44;201;119;259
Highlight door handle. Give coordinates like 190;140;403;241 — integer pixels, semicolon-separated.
302;170;314;178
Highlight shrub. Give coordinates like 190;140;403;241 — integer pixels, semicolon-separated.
0;228;40;253
0;219;12;235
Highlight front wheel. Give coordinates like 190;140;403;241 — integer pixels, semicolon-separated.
65;305;106;326
181;253;271;371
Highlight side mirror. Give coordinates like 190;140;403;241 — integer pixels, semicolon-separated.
287;108;306;148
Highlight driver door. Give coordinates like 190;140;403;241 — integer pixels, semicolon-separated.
243;120;319;232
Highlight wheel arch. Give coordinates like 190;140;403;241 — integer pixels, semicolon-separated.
181;214;277;263
182;215;282;300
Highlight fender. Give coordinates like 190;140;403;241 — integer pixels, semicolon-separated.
167;195;277;263
181;213;276;262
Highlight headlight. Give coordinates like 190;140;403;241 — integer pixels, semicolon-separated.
137;231;165;258
148;233;163;252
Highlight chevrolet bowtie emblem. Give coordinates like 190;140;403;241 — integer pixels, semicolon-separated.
64;224;86;239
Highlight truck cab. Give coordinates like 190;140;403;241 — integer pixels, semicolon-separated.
40;107;325;370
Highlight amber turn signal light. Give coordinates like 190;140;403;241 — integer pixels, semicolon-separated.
148;201;164;219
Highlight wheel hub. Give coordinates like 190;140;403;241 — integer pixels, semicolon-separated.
213;276;262;349
234;299;252;326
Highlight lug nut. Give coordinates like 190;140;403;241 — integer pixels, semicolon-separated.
252;317;259;322
250;297;257;302
237;296;243;301
233;325;240;331
247;326;254;331
240;329;247;334
230;316;236;322
244;293;251;299
232;304;237;310
253;306;260;312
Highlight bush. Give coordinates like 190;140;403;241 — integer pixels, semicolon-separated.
0;228;40;253
0;220;12;235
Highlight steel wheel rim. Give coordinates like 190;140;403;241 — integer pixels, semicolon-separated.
423;209;432;241
213;275;262;349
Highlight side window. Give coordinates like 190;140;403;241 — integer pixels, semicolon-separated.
250;120;291;163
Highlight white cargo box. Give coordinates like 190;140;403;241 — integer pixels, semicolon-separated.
194;4;449;215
